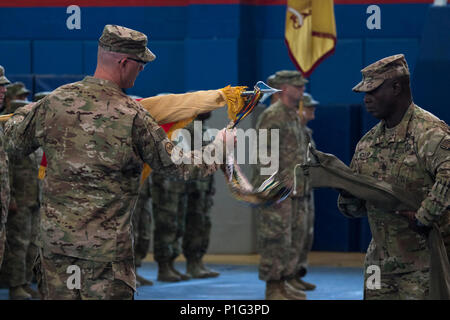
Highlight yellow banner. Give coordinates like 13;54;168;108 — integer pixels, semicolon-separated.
285;0;337;77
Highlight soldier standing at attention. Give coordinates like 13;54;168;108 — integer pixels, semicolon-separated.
183;112;219;279
0;100;40;300
152;112;220;281
338;54;449;299
288;92;319;293
133;175;153;286
252;70;310;300
0;65;10;268
4;25;233;300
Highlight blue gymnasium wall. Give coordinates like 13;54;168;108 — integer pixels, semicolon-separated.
0;1;448;252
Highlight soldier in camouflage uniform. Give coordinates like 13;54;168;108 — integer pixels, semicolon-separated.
15;83;30;101
4;25;232;300
133;175;153;286
287;92;319;292
0;100;41;300
338;54;450;299
252;70;310;300
152;113;219;281
0;65;11;269
2;82;21;114
183;113;219;278
151;172;191;281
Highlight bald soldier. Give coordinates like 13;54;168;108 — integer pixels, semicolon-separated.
0;66;10;268
4;25;234;300
252;70;310;300
338;54;450;299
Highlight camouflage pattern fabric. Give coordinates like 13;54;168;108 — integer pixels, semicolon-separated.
0;127;10;267
152;119;215;262
182;120;215;260
297;127;315;273
0;150;41;287
183;174;215;261
34;249;134;300
99;24;156;63
364;269;429;300
4;76;221;297
151;172;187;263
352;54;410;93
338;104;450;299
133;177;152;267
252;99;311;281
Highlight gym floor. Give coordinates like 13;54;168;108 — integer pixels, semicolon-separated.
0;252;366;300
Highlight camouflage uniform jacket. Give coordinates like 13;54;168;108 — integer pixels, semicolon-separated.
9;151;40;209
338;103;450;274
252;100;309;195
4;76;219;262
0;127;9;224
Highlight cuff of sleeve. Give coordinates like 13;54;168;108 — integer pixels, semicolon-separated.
415;207;432;227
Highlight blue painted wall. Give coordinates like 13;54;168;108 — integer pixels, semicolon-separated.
0;2;448;252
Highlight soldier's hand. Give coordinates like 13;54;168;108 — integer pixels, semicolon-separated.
218;128;237;146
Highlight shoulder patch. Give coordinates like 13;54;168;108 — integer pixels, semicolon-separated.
165;141;174;155
440;138;450;150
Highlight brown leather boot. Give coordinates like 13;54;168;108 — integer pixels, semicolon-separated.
157;262;182;282
265;280;306;300
22;284;40;299
136;273;154;286
170;262;191;281
9;285;32;300
186;259;220;279
284;280;307;299
296;278;316;291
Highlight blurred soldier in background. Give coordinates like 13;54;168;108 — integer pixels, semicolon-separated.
152;112;219;281
14;83;30;101
289;92;319;292
152;173;191;281
183;112;219;279
133;175;153;286
0;65;11;269
0;99;40;300
252;70;309;300
2;82;21;113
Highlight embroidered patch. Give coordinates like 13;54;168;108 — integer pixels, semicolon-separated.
357;151;371;160
165;142;174;155
440;139;450;150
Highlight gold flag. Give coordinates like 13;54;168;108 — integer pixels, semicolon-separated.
285;0;337;77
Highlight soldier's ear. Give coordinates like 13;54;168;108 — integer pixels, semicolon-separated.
391;79;402;96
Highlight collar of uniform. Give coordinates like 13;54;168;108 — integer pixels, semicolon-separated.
373;102;415;146
82;76;122;92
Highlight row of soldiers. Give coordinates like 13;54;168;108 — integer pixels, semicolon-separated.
0;69;220;299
